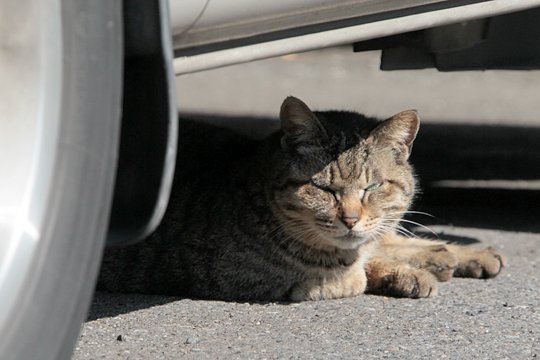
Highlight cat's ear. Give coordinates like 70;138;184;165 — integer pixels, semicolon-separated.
369;110;420;161
279;96;328;153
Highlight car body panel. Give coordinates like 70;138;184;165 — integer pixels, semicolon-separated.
170;0;540;74
171;0;451;50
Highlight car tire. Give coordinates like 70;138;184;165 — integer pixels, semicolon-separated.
0;0;123;359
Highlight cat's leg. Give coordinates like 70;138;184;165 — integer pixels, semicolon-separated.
365;234;506;298
378;234;506;280
445;243;506;279
365;257;439;298
375;235;458;282
289;260;368;301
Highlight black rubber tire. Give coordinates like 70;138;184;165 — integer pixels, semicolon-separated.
0;1;123;359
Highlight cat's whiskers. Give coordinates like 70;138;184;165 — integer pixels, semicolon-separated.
275;227;327;258
265;219;323;255
275;217;365;252
376;228;409;243
368;216;416;240
266;228;306;259
265;221;309;248
383;217;439;238
398;210;436;218
265;218;301;237
263;221;307;258
365;224;391;242
379;217;418;238
393;224;418;238
387;210;436;219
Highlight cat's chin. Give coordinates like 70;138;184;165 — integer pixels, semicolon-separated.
330;231;373;250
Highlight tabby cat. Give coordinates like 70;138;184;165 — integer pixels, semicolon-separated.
98;96;506;301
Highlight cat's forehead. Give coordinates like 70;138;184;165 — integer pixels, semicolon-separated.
313;144;372;183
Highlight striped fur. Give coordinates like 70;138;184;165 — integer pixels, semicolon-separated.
98;97;505;301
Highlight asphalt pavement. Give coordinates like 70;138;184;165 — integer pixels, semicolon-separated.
73;48;540;359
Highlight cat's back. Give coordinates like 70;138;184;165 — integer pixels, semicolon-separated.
176;118;260;175
170;119;263;223
97;119;271;297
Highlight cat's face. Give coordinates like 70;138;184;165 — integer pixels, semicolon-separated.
270;97;419;250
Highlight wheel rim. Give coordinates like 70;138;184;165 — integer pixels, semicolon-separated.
0;0;62;328
0;1;123;359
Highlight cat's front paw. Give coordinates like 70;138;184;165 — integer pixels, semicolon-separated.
417;245;458;282
453;246;506;279
371;268;438;299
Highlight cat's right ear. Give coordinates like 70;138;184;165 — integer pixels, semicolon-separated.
369;110;420;162
279;96;328;154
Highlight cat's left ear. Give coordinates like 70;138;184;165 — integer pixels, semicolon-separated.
279;96;328;154
369;110;420;161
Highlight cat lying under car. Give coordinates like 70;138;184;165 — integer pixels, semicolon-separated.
98;96;505;301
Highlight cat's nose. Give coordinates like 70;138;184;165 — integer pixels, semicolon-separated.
341;216;359;229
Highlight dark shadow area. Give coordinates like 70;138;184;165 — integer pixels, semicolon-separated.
87;292;181;321
180;112;280;139
88;291;291;320
411;230;481;245
413;124;540;182
411;187;540;233
411;123;540;233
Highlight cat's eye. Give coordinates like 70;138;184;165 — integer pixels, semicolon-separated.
310;180;340;200
311;180;333;193
365;182;382;191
